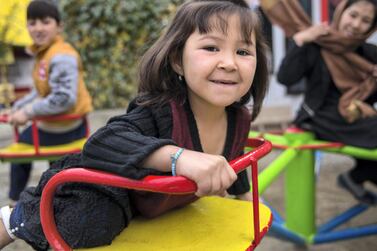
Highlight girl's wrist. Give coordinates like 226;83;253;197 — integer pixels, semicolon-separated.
142;145;183;172
171;148;184;176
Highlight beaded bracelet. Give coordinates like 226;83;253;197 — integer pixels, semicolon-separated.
171;148;184;176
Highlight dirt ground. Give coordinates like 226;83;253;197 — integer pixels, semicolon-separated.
0;110;376;251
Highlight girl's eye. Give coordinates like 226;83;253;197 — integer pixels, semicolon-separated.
237;49;251;56
203;46;219;52
362;18;372;25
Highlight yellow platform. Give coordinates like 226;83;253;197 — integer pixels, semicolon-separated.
77;196;272;251
0;138;86;162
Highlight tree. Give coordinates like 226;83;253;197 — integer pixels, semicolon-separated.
60;0;183;109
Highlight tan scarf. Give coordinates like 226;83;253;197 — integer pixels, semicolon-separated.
261;0;377;123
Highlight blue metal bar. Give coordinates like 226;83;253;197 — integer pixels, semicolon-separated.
262;201;285;224
271;208;285;225
269;221;307;245
314;151;323;180
318;204;369;233
314;224;377;244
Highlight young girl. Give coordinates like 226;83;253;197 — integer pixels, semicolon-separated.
275;0;377;204
0;0;269;249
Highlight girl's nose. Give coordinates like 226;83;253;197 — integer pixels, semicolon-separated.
218;53;237;71
351;18;363;30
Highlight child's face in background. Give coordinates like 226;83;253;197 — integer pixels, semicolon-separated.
338;1;375;37
176;14;256;109
27;17;61;47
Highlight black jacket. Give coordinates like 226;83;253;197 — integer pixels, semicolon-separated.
277;42;377;123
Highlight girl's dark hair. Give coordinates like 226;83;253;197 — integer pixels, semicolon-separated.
137;0;269;121
27;0;60;23
345;0;377;32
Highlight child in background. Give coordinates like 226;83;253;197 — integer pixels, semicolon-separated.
6;0;92;203
0;0;268;249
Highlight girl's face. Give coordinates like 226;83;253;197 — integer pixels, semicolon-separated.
27;17;61;47
338;1;375;37
174;14;256;110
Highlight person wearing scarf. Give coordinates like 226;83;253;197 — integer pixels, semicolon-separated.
263;0;377;204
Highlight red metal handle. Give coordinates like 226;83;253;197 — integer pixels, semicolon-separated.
30;114;89;155
0;114;9;123
40;138;272;251
0;114;89;155
33;114;85;122
0;114;83;123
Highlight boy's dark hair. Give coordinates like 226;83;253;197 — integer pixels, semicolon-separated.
27;0;61;23
137;0;269;121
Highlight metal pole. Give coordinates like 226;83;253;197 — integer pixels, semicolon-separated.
285;131;316;238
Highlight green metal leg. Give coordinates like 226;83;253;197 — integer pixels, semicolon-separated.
285;132;316;239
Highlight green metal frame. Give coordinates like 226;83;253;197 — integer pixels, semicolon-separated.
250;129;377;243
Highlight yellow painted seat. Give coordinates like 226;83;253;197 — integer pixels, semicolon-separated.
40;139;273;251
0;138;86;162
77;196;272;251
0;114;89;162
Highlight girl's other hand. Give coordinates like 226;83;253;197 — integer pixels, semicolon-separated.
176;149;238;197
293;23;330;46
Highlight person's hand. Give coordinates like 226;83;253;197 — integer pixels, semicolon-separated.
175;149;238;197
354;100;377;118
0;108;11;116
9;109;29;126
293;23;330;46
0;108;11;123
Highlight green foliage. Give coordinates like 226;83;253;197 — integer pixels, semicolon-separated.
60;0;183;109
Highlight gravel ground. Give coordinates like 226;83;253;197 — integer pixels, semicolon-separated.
0;110;376;251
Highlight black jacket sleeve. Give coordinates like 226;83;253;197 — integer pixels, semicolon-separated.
358;43;377;104
359;43;377;64
81;101;176;179
277;42;319;87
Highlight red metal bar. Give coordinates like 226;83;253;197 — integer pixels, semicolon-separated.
321;0;329;23
40;138;272;251
33;114;84;122
297;142;344;150
13;126;19;143
250;157;260;246
0;114;89;158
31;121;40;155
0;114;9;123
